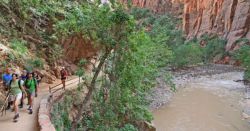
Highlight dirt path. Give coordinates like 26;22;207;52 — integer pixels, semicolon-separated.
0;76;79;131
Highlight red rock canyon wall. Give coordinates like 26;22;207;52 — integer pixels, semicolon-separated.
122;0;250;51
183;0;250;51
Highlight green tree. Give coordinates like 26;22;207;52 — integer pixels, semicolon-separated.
234;44;250;80
200;34;227;63
76;59;86;85
172;41;203;68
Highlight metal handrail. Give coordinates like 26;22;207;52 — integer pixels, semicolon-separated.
49;77;78;94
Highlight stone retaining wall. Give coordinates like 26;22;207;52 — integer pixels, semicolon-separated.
38;94;56;131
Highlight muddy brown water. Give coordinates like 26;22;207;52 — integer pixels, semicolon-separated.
153;72;250;131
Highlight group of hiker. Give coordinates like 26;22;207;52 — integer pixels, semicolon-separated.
1;68;41;122
1;67;68;122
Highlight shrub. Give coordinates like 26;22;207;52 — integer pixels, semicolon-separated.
233;44;250;80
47;44;63;65
51;95;73;131
119;124;138;131
6;52;16;63
244;70;250;81
32;58;44;69
149;14;184;48
10;39;28;55
172;42;203;68
200;35;227;63
130;8;153;20
75;59;87;86
25;58;44;71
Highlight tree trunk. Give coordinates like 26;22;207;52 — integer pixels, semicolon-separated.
71;49;110;130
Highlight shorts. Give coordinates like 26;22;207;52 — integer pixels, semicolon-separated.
8;94;15;102
61;77;66;81
28;91;35;97
9;93;22;101
14;93;22;100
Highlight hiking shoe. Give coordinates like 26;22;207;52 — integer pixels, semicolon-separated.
6;105;10;110
18;104;23;108
27;106;31;110
13;113;19;120
13;119;18;123
29;109;33;114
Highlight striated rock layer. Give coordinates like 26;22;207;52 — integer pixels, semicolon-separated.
122;0;250;51
183;0;250;51
60;34;98;63
120;0;183;14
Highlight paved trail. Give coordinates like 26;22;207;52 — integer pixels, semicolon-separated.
0;77;79;131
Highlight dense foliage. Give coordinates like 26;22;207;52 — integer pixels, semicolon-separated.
131;8;227;68
172;42;203;67
36;1;172;130
0;0;64;66
200;34;227;63
51;95;73;131
234;44;250;80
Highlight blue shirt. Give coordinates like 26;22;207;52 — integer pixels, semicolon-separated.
2;73;12;86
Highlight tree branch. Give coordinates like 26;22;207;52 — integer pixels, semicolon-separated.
71;48;111;130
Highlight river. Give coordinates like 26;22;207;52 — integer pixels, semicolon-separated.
153;72;250;131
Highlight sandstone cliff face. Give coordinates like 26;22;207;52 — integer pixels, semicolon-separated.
61;35;98;63
183;0;250;51
124;0;250;51
120;0;183;14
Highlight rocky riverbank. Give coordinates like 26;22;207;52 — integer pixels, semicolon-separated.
148;64;246;110
153;77;250;130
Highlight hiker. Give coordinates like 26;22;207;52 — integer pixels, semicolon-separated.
2;68;12;91
60;67;67;90
25;72;37;114
20;70;27;81
32;71;42;97
19;70;27;108
9;73;27;122
2;68;13;110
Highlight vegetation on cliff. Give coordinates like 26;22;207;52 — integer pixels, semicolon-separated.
234;42;250;81
37;1;173;130
0;0;64;69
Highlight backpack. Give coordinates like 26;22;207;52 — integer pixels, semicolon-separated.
9;79;22;90
60;70;67;79
25;78;37;89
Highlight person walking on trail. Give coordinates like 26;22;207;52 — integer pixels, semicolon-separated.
20;70;27;81
9;74;27;122
2;68;12;91
33;71;42;97
19;70;27;108
25;72;37;114
2;68;13;110
60;67;67;90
